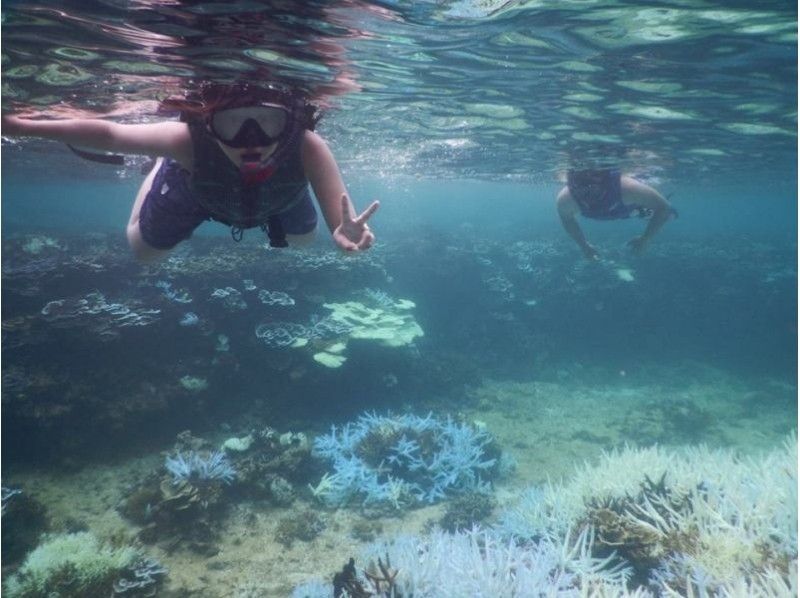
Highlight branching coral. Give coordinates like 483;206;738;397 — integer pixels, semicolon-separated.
311;412;500;510
164;450;236;485
297;526;630;597
498;435;798;594
295;437;797;597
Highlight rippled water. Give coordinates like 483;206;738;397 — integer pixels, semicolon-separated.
2;0;797;182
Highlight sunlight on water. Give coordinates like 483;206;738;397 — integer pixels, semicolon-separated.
2;0;796;181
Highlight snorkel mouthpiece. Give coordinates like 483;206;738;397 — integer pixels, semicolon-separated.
239;150;275;185
241;163;276;186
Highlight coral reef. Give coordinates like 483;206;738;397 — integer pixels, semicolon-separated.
164;450;236;485
255;293;423;368
119;426;318;555
4;231;793;469
310;411;503;511
350;519;384;543
1;234;397;462
497;435;798;594
294;436;797;596
4;531;165;598
297;526;629;597
254;315;351;349
1;486;49;567
21;235;62;255
275;509;326;548
40;291;161;340
119;436;238;554
333;556;399;598
437;491;496;533
178;375;209;392
220;426;318;504
112;557;168;596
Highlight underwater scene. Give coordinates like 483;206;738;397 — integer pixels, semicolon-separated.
1;1;797;597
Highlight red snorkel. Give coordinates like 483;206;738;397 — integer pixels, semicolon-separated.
240;162;277;186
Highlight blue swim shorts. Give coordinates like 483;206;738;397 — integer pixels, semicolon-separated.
138;159;317;250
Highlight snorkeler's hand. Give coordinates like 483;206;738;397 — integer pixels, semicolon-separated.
627;235;648;255
581;242;599;261
333;194;380;252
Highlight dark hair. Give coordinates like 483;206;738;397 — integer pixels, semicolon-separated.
567;169;615;188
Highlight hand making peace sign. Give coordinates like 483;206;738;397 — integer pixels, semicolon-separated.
333;194;380;252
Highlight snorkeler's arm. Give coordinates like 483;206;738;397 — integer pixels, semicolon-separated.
557;188;598;260
622;177;673;251
2;116;191;164
301;130;353;231
301;131;379;251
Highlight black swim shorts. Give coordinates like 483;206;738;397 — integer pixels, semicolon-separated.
138;159;317;250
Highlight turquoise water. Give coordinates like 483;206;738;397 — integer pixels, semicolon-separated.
1;2;797;596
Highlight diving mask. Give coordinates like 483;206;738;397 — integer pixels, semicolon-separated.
208;104;290;148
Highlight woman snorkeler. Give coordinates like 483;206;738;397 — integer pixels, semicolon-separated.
2;81;379;262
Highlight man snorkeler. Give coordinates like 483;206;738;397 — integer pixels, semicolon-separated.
556;168;675;260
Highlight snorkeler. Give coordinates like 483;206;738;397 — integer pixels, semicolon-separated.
2;81;379;262
556;168;675;260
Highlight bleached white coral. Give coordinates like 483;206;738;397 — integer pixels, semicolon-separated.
502;436;797;541
5;532;138;597
356;525;630;597
500;435;798;593
293;437;797;596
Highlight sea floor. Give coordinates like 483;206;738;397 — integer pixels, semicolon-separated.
5;362;796;597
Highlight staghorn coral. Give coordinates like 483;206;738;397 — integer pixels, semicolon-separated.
118;449;236;554
164;450;236;485
296;525;630;597
121;427;318;555
294;436;797;596
497;435;798;594
310;411;502;511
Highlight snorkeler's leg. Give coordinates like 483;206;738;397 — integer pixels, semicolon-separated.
127;158;173;263
285;231;317;247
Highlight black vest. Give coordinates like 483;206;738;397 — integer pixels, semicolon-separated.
188;121;309;228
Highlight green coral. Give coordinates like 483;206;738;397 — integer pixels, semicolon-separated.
5;532;138;598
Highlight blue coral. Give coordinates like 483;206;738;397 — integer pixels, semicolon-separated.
311;412;497;509
164;451;236;485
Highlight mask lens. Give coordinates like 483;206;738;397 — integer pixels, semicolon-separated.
211;105;288;143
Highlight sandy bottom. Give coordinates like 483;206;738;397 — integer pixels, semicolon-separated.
7;364;796;597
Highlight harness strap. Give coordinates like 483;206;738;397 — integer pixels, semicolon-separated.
67;144;125;166
230;219;287;247
264;215;288;248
